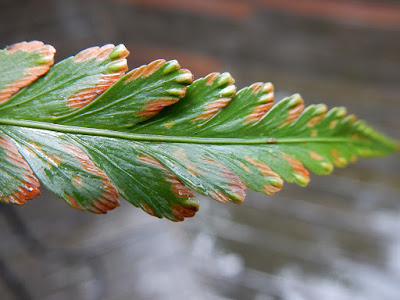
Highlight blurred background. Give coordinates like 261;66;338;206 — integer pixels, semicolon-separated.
0;0;399;299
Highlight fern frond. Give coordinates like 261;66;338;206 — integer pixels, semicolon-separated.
0;41;397;221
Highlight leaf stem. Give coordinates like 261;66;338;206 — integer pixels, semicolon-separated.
0;118;353;145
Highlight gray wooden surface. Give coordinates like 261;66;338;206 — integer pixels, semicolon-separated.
0;1;399;299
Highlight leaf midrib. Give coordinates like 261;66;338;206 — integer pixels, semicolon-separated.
0;118;355;145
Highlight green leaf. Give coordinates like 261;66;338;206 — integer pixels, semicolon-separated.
0;41;398;221
0;41;55;104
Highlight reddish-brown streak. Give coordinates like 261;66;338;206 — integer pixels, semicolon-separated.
139;155;195;200
67;72;126;109
329;120;337;129
244;83;274;124
92;199;114;213
67;195;82;210
172;149;200;176
208;191;230;204
126;66;145;81
0;41;55;103
205;72;220;86
141;203;157;216
64;144;120;213
281;101;305;126
171;203;199;222
204;158;246;203
244;156;283;195
25;142;62;168
138;98;180;118
282;153;310;180
167;176;195;198
72;176;83;188
143;59;166;77
245;102;274;124
138;155;165;169
239;162;251;173
330;149;339;158
0;137;41;205
196;97;231;120
264;184;282;195
245;156;280;178
250;82;274;94
5;41;54;56
126;59;166;82
309;151;323;160
67;44;130;109
73;44;118;62
307;115;325;127
330;149;347;166
96;44;115;60
250;82;264;94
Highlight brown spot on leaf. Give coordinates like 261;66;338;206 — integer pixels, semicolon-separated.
205;72;220;86
74;44;118;62
209;191;231;204
330;150;339;158
139;155;195;199
167;176;195;198
143;59;166;77
0;137;41;205
67;195;82;210
5;41;54;56
307;115;324;127
48;154;62;166
67;72;126;109
141;203;157;217
64;144;120;212
244;83;274;124
245;102;274;124
329;120;337;129
126;59;166;82
138;97;179;118
205;158;246;203
0;41;55;103
67;44;129;109
264;183;283;195
72;176;83;188
172;149;199;176
126;65;146;81
330;149;347;167
196;97;231;121
281;100;305;126
251;82;274;94
282;153;310;184
251;82;264;94
25;142;61;168
245;156;283;195
309;151;323;160
138;155;165;169
171;203;199;222
239;162;250;173
92;197;121;214
245;156;279;178
96;44;115;60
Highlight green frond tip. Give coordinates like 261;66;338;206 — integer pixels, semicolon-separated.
0;41;398;221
